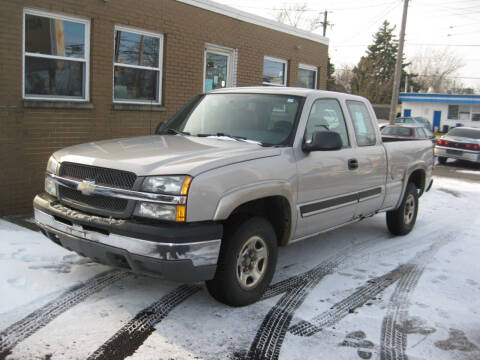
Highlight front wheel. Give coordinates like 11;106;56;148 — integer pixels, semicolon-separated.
206;217;278;306
386;183;419;236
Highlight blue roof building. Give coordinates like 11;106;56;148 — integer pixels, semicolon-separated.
399;93;480;131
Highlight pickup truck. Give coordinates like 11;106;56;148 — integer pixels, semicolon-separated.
34;87;434;306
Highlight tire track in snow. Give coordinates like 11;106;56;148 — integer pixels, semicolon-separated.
380;264;423;360
379;238;449;360
0;269;130;360
87;284;200;360
289;264;413;337
246;258;340;360
243;235;414;360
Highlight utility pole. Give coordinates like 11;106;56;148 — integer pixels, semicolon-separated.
389;0;409;124
321;10;328;37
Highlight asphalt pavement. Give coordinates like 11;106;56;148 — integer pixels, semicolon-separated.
434;159;480;182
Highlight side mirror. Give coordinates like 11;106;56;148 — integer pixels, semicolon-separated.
302;131;343;152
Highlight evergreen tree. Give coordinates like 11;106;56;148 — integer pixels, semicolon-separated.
326;56;336;90
350;21;408;103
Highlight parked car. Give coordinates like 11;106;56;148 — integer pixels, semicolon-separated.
377;119;389;131
395;116;432;130
381;124;435;143
435;127;480;164
33;88;434;306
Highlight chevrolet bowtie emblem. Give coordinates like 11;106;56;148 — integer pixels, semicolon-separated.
77;180;96;196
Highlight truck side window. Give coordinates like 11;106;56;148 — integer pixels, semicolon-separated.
346;100;377;146
305;98;349;147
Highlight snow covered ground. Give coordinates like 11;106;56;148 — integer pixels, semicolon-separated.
1;176;479;360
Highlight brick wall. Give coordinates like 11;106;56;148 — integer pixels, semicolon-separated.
0;0;328;215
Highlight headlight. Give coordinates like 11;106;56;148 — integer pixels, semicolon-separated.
45;156;59;197
141;176;192;195
46;156;59;174
134;203;186;222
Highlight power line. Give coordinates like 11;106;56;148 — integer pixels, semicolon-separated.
334;43;480;47
335;69;480;80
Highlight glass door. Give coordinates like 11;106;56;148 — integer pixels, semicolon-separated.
203;44;236;92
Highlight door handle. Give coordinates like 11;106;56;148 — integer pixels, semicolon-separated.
348;158;358;170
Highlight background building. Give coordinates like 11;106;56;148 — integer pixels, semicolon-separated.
400;92;480;132
0;0;328;215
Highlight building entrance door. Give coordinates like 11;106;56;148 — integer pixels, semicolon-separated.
433;111;441;131
204;44;236;92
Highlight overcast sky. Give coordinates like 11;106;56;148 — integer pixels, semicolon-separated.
215;0;480;90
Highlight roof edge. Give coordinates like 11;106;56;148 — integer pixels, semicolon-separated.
176;0;329;46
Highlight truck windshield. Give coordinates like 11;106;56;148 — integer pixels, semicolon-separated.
158;93;304;146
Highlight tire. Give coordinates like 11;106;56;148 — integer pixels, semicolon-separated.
206;217;278;306
437;156;447;165
386;183;419;236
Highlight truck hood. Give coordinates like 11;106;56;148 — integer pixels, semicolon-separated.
53;135;281;176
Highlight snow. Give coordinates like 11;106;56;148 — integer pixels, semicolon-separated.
1;177;480;359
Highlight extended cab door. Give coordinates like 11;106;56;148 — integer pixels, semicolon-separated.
293;97;360;239
344;100;387;218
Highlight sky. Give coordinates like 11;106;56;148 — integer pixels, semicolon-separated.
214;0;480;91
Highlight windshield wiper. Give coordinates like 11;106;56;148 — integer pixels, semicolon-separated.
164;128;190;136
197;133;263;146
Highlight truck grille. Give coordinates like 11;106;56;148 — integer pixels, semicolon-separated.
58;162;137;215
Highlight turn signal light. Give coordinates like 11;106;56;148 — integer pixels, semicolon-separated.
176;205;186;222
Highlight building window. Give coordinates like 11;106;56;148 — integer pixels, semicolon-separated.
114;26;163;103
263;56;288;86
298;63;317;89
472;114;480;121
23;9;90;101
448;105;459;120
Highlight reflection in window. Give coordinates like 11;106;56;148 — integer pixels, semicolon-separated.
114;27;163;103
263;57;287;86
25;57;83;97
306;99;349;147
205;52;228;92
298;65;317;89
24;11;88;99
346;100;377;146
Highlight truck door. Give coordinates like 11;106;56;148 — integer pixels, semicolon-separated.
294;98;360;239
345;100;387;218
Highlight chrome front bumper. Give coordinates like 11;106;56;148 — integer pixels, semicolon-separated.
34;208;221;268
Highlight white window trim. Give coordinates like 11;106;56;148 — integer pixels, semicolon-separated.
298;63;318;89
113;25;164;105
263;56;288;87
23;8;90;102
203;43;237;92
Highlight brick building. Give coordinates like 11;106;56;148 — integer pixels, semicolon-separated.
0;0;328;215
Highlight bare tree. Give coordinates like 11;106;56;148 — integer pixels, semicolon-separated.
407;48;465;93
274;3;323;31
334;64;354;92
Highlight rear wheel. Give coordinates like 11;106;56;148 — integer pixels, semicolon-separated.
437;156;447;164
206;217;277;306
386;183;419;236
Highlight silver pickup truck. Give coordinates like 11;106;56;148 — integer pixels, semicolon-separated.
34;87;434;306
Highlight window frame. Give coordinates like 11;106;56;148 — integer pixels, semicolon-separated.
447;105;459;120
113;25;164;105
23;8;90;102
298;63;318;89
345;100;378;147
263;56;288;87
203;43;237;92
